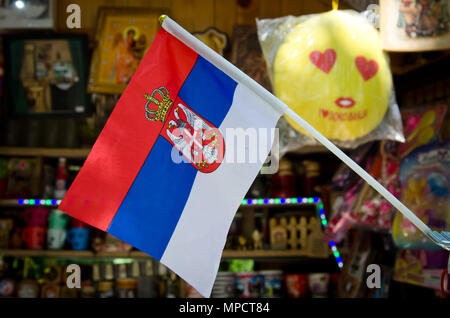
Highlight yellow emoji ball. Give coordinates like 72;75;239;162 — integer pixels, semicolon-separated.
274;10;393;141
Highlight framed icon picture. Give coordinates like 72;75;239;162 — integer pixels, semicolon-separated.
88;7;168;94
380;0;450;51
3;33;90;117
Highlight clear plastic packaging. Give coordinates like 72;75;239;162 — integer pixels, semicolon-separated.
257;10;405;154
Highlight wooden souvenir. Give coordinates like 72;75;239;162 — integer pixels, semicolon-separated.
252;229;263;250
237;236;247;250
269;218;287;250
194;28;228;55
306;217;329;258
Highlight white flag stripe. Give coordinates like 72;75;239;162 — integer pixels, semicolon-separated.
160;83;282;297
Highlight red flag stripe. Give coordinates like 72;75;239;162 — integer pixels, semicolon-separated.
59;29;198;231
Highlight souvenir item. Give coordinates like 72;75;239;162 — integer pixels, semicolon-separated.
24;208;49;227
116;278;137;298
0;278;16;297
3;34;90;116
260;270;284;298
269;218;288;250
48;209;69;229
194;28;228;55
91;232;133;252
67;227;90;250
257;10;404;151
380;0;450;51
88;8;167;94
392;141;450;249
22;226;46;250
272;10;392;140
211;272;235;298
271;158;296;198
41;283;60;298
308;273;330;298
398;105;447;157
338;230;373;297
235;273;264;298
231;25;272;91
80;281;96;298
6;158;42;198
285;274;308;298
43;266;63;284
301;160;320;196
17;279;40;298
352;141;400;229
46;228;66;250
54;157;67;200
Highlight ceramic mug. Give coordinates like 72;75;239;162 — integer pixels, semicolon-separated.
285;274;308;298
22;226;46;250
48;210;69;229
67;228;90;250
307;273;330;298
47;228;67;250
24;208;49;227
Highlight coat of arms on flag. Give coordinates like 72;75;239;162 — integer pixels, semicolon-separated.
144;86;225;173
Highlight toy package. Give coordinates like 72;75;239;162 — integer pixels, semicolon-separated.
392;141;450;249
398;105;447;158
257;9;404;153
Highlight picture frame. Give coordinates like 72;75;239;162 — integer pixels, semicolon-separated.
2;33;90;117
380;0;450;51
88;7;168;94
0;0;55;30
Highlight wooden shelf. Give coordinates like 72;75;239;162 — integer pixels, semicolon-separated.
0;198;321;208
0;145;329;158
0;249;328;260
291;145;329;155
0;199;59;208
0;147;90;159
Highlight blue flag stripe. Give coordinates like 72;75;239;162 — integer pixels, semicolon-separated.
178;56;237;128
106;136;197;260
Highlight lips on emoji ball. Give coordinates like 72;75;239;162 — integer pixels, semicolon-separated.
273;10;393;141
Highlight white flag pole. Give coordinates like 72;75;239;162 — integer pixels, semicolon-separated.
159;15;450;250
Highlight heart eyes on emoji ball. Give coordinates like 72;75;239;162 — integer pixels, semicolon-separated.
273;10;392;141
309;50;379;81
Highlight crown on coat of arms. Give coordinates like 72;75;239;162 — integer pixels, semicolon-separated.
144;87;173;122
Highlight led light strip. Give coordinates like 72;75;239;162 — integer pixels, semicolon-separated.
241;197;343;269
14;196;344;268
17;199;61;206
241;197;321;205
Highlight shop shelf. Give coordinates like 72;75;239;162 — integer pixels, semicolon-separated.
0;249;330;260
0;196;323;208
291;145;328;154
0;147;91;158
0;199;61;208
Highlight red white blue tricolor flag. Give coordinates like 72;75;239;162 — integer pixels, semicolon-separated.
60;17;282;296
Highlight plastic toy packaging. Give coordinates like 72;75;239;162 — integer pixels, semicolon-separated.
257;9;404;153
392;141;450;249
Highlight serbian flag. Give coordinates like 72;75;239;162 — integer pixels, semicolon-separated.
59;17;282;297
